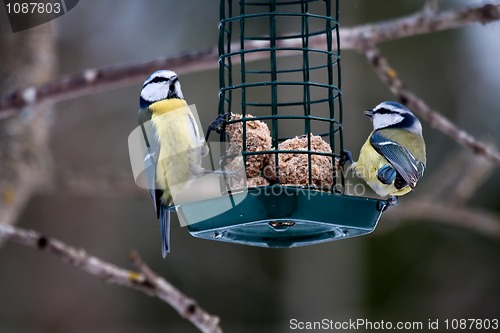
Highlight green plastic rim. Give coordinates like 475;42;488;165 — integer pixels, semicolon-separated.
183;186;387;248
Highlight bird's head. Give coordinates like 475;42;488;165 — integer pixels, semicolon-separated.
365;101;422;134
140;70;184;109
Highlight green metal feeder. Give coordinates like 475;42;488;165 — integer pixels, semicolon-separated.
181;0;388;247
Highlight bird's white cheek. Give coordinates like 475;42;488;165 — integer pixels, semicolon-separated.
373;114;404;129
141;82;168;102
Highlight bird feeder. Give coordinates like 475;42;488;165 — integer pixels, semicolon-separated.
180;0;388;247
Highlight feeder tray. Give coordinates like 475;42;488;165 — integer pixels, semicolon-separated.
181;0;388;247
182;186;385;248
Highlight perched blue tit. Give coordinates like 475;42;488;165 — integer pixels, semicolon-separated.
353;101;426;200
139;70;206;257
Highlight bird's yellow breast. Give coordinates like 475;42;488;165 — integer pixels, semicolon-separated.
149;99;201;205
149;98;188;115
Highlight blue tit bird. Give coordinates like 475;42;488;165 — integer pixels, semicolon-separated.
139;70;206;257
352;101;426;202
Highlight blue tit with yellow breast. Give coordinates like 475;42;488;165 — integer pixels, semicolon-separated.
139;70;206;257
353;101;426;201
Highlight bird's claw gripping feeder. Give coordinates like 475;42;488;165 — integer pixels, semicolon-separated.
182;0;389;247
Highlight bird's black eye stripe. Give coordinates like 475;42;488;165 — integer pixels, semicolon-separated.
149;76;168;84
374;108;392;115
144;76;178;88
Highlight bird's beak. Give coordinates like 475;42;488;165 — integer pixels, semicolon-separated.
170;75;178;83
364;109;374;117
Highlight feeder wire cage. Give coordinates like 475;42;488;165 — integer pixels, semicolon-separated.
219;0;344;191
182;0;387;248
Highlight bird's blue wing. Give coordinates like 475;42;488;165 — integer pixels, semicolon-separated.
140;123;161;211
140;120;166;224
377;164;397;185
370;131;424;189
140;122;171;257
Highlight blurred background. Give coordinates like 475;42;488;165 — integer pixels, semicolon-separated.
1;0;499;332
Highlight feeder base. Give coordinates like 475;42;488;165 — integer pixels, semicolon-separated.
180;185;387;248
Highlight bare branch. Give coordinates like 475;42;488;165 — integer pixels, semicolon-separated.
447;156;495;206
1;2;499;117
53;166;144;197
341;2;500;49
129;251;222;333
422;0;443;15
415;149;495;205
0;223;223;333
415;150;469;202
361;41;500;166
382;201;500;240
0;49;218;119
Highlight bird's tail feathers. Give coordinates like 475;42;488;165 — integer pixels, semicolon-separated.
159;206;171;258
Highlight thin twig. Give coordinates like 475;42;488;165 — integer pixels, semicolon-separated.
129;251;222;333
0;49;217;119
53;166;144;197
415;150;469;202
0;223;223;333
361;41;500;166
341;1;500;48
382;201;500;239
1;2;499;117
422;0;443;15
416;148;495;206
446;156;495;206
